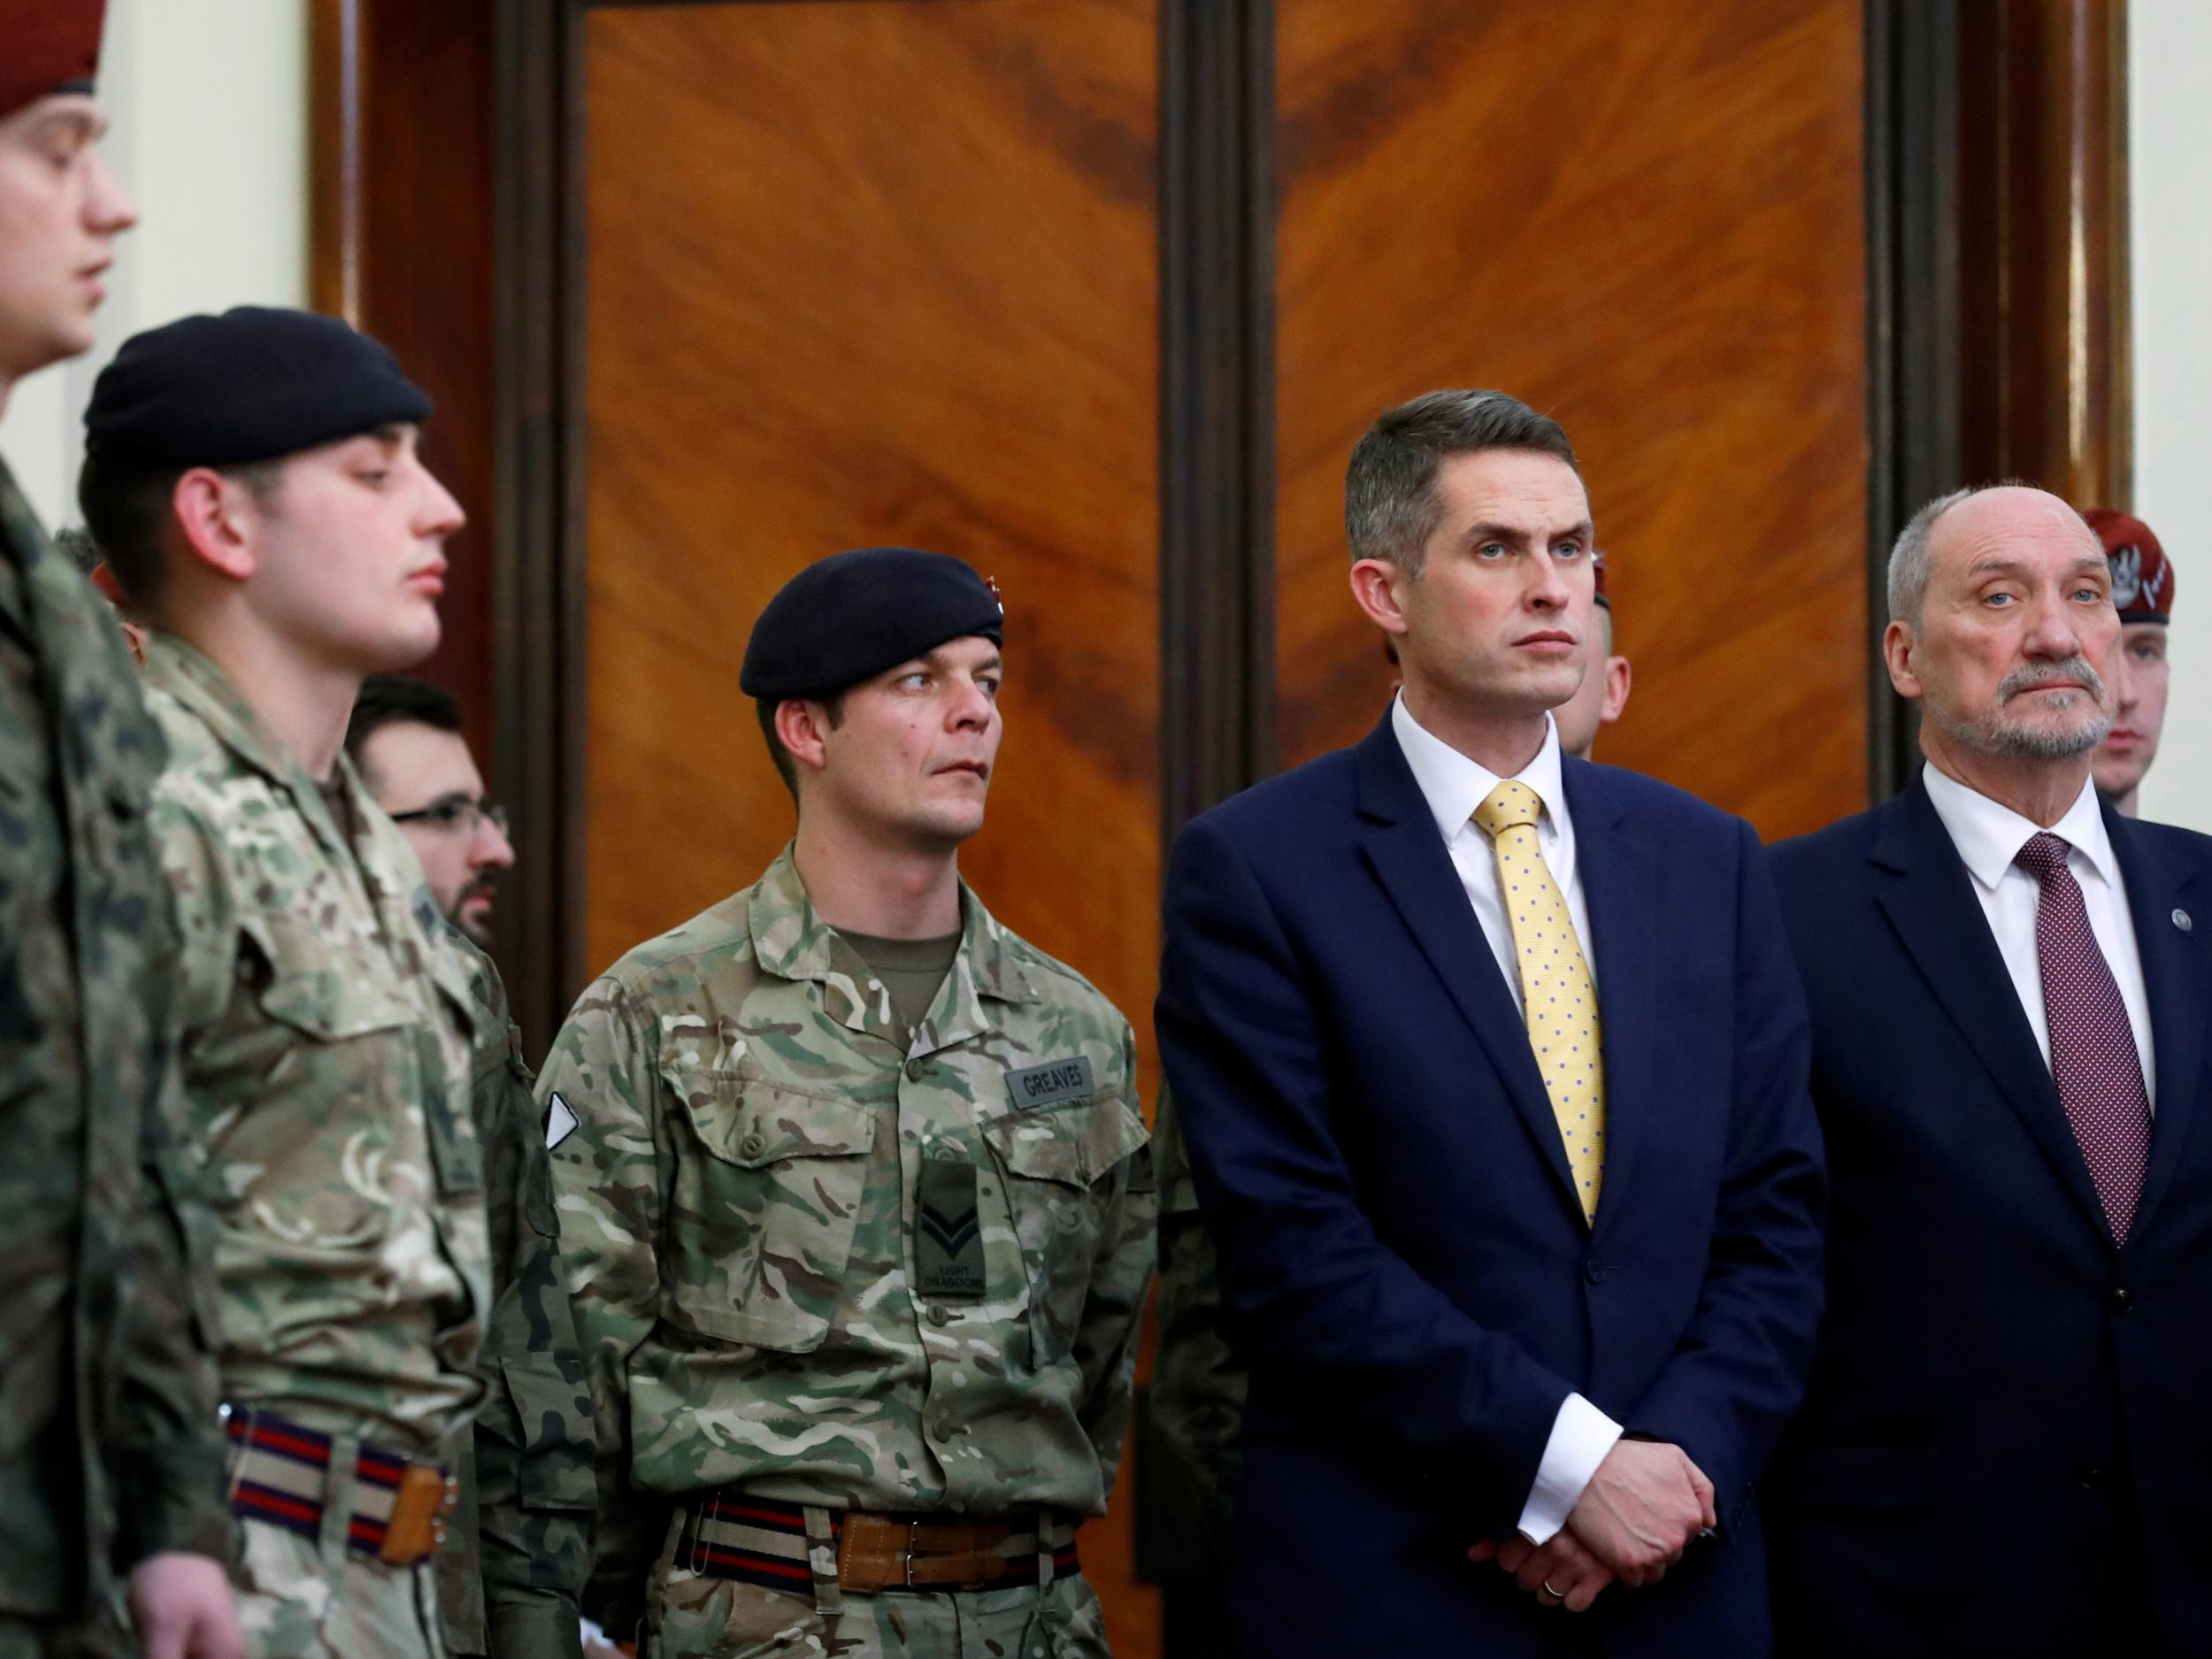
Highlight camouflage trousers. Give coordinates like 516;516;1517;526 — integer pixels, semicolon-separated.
233;1519;447;1659
645;1511;1110;1659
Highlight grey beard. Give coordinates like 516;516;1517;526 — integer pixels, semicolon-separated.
1968;708;2112;759
1943;657;2111;759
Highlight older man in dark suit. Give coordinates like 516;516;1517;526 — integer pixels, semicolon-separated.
1768;483;2212;1656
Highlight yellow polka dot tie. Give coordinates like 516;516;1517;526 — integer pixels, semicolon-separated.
1473;780;1605;1221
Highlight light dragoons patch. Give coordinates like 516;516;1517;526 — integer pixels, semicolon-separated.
544;1091;580;1150
1006;1056;1095;1110
916;1157;987;1298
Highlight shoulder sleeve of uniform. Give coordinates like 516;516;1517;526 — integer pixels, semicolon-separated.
535;974;666;1619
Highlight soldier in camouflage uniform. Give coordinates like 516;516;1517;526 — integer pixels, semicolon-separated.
74;306;589;1659
437;949;597;1659
0;6;242;1655
539;547;1156;1658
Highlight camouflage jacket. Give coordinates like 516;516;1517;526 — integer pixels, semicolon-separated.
541;847;1156;1632
142;631;492;1451
1138;1087;1247;1579
0;460;227;1621
437;943;596;1659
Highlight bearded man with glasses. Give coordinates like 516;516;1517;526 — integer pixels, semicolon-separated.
348;675;518;949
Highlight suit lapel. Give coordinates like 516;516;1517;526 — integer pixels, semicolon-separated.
1352;718;1584;1218
1870;783;2110;1237
1564;761;1657;1234
2108;806;2205;1243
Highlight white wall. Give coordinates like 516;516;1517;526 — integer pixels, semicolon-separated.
2131;3;2212;831
0;0;310;530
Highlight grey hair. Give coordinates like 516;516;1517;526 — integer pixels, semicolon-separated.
1886;488;1972;626
1345;389;1578;576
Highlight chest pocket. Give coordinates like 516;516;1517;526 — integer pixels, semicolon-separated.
206;917;451;1246
663;1065;877;1354
982;1091;1148;1365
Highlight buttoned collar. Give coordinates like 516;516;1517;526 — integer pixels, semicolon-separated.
1922;760;2118;895
1391;691;1568;847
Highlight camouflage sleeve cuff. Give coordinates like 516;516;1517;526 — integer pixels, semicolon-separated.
111;1435;234;1571
486;1590;586;1659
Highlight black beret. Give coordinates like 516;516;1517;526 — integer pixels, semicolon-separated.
741;546;1006;703
83;306;433;467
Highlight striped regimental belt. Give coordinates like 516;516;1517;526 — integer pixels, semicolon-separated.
681;1493;1083;1595
224;1408;457;1567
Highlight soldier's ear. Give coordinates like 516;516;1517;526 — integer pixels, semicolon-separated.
775;697;833;774
170;468;257;584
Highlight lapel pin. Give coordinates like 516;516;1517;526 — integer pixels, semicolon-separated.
2174;909;2193;933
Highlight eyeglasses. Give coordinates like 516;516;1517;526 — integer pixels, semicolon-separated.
388;794;510;837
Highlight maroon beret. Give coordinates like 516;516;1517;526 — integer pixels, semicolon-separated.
2081;506;2173;624
0;1;104;123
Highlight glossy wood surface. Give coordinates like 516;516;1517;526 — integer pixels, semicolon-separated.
1272;0;1872;839
580;8;1162;1642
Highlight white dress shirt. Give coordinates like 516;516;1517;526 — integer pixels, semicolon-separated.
1921;762;2155;1106
1391;695;1622;1543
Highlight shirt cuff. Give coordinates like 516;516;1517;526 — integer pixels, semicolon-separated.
1514;1393;1624;1545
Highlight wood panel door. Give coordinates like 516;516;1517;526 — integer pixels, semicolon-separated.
1273;0;1872;839
578;3;1162;1650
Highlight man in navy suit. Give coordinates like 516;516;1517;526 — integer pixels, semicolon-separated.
1156;389;1826;1656
1767;484;2212;1657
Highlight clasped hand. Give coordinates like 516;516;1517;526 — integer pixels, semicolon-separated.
1466;1439;1717;1613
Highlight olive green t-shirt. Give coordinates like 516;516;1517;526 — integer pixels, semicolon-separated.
835;927;963;1045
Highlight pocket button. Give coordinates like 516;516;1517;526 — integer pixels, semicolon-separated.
738;1132;766;1160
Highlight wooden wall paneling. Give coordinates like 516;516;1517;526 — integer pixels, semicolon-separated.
577;7;1162;1647
1955;0;2131;505
1272;0;1872;841
310;0;500;771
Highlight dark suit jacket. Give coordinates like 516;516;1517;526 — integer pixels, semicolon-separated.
1766;778;2212;1658
1156;712;1826;1657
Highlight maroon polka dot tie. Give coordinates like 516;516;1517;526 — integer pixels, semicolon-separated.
2015;832;2151;1243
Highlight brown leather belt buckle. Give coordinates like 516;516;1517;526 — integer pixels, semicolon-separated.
906;1523;994;1592
380;1463;458;1566
836;1513;904;1594
836;1513;1012;1594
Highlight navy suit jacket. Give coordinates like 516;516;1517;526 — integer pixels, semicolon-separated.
1156;713;1826;1657
1766;779;2212;1658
